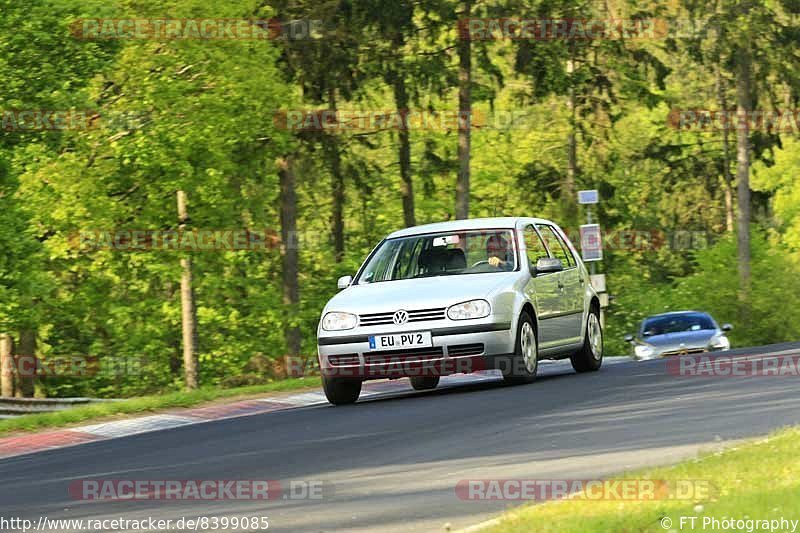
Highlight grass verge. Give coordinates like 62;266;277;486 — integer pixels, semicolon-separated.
487;426;800;532
0;376;321;438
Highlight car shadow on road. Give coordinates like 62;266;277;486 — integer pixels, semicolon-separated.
357;363;582;405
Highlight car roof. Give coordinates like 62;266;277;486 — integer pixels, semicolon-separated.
386;217;554;239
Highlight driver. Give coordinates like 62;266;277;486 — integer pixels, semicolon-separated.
486;234;511;269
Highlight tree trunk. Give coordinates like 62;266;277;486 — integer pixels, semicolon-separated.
716;65;735;233
327;88;345;262
16;330;36;397
390;42;415;227
455;0;472;220
735;47;752;299
177;190;199;390
165;281;182;374
0;334;13;397
278;156;302;369
565;53;579;224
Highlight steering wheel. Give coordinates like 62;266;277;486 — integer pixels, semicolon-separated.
471;260;490;268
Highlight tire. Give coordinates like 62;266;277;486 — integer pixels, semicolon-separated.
322;375;362;405
410;376;440;391
571;307;603;373
503;312;538;385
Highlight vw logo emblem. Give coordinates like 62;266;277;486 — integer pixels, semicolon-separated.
393;310;409;325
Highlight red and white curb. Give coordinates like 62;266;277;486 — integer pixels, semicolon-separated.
0;359;631;460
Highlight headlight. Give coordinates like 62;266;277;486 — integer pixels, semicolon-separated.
711;334;730;350
447;299;491;320
634;344;655;358
322;312;357;331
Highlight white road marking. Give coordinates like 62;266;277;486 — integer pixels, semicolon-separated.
78;415;198;438
272;392;328;406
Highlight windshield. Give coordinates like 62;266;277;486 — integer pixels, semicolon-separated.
357;230;518;284
641;313;717;336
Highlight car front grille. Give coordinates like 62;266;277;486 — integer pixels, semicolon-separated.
330;344;484;369
447;343;485;357
662;348;707;357
363;346;445;365
358;307;446;327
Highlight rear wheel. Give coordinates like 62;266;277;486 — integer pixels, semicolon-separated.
571;308;603;373
410;376;440;391
503;312;538;385
322;375;362;405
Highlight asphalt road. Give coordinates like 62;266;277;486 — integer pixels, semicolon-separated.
2;342;800;532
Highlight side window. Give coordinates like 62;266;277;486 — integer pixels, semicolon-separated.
536;225;572;268
523;225;549;267
361;241;399;283
553;228;577;268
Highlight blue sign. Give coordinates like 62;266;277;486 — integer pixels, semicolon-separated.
578;190;599;204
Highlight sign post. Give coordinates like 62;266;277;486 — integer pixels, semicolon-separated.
577;189;607;325
577;190;600;271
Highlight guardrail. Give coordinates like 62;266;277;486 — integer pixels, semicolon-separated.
0;397;117;417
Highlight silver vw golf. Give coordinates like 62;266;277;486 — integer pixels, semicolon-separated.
317;217;603;405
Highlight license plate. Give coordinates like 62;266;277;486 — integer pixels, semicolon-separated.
368;331;432;351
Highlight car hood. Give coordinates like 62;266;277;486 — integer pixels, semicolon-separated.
324;273;512;314
641;330;719;350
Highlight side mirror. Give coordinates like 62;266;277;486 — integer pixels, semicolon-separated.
337;275;353;290
624;334;634;343
721;323;733;332
533;257;564;275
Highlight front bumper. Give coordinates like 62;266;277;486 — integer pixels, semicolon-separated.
635;345;729;361
317;322;514;380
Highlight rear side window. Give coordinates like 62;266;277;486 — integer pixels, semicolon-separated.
554;229;577;267
536;225;575;268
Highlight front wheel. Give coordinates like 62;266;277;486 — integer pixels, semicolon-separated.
322;375;362;405
503;312;538;385
571;308;603;373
